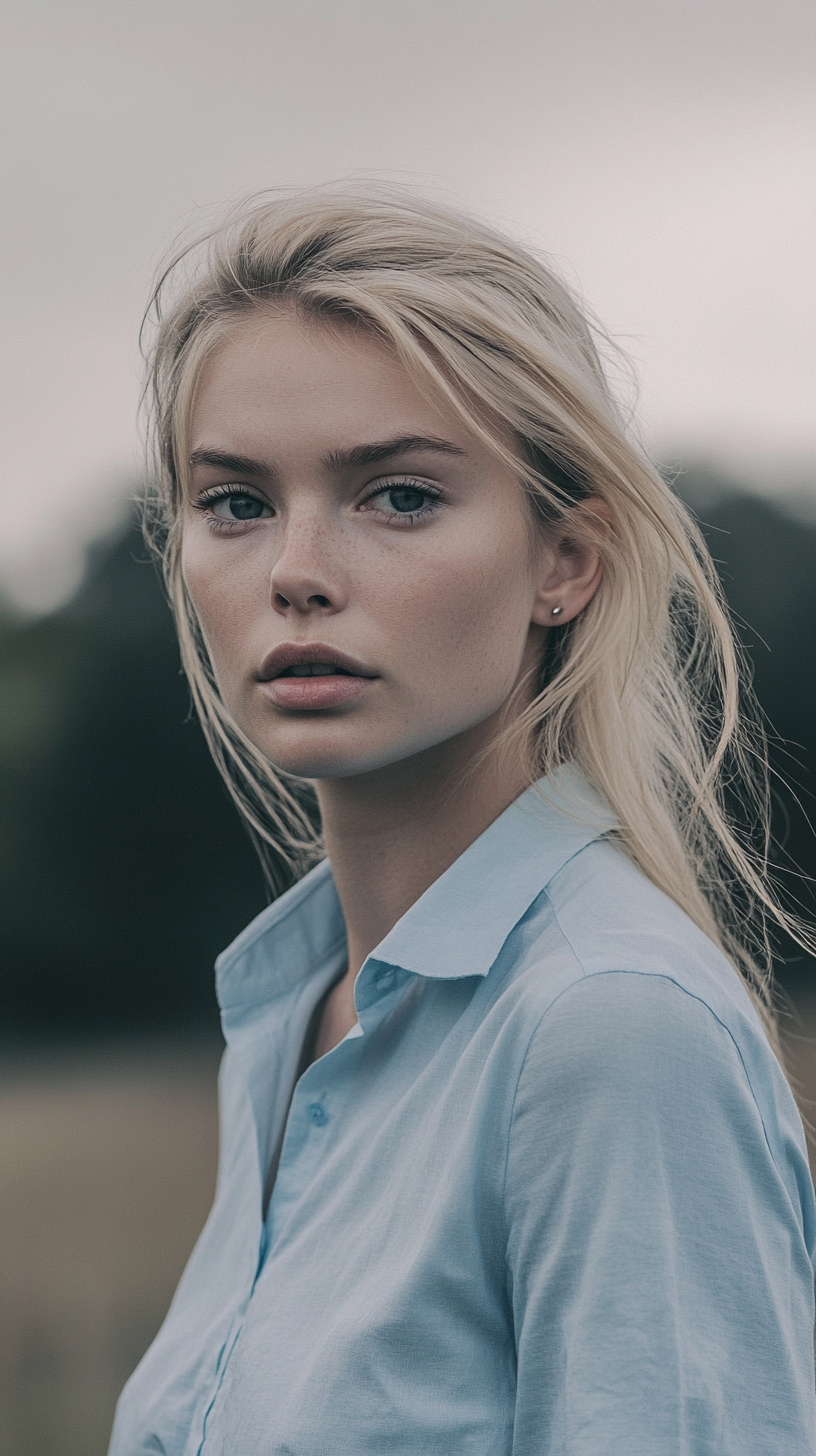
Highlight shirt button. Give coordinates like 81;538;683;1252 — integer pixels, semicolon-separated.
307;1102;329;1126
375;969;396;993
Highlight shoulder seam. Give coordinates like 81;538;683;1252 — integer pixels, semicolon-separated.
544;880;778;1170
501;960;787;1241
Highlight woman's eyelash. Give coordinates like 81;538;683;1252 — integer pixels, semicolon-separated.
193;484;264;507
190;478;443;528
363;478;443;516
192;484;272;530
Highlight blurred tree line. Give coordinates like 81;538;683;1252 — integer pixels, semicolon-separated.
1;466;814;1036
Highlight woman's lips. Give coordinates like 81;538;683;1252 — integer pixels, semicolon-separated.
261;672;373;710
257;655;378;711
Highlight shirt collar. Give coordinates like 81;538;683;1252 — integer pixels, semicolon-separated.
215;857;344;1011
216;763;616;1010
370;763;615;982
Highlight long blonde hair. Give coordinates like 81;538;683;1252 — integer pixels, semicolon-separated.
142;184;813;1043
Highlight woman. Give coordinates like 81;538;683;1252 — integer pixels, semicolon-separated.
111;189;816;1455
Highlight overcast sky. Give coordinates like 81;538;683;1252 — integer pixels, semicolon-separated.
2;0;814;610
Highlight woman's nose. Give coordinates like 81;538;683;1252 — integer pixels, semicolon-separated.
269;523;345;617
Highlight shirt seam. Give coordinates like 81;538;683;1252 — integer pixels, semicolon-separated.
500;908;790;1245
545;885;785;1182
499;902;586;1258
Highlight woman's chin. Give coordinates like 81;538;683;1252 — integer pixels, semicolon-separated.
254;721;472;784
259;736;414;782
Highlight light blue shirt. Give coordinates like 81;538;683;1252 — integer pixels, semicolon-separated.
110;769;816;1455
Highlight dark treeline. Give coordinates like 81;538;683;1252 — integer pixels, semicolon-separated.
1;467;814;1035
0;524;267;1034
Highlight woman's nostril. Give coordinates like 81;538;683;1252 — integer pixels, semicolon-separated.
272;589;333;612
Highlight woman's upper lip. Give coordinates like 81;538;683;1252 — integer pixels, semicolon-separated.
257;643;379;681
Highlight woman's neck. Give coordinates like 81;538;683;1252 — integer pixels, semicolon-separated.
314;716;529;980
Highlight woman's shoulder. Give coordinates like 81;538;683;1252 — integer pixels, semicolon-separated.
504;837;812;1227
503;855;816;1449
534;836;762;1040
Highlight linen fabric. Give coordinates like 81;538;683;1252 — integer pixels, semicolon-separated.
109;769;816;1455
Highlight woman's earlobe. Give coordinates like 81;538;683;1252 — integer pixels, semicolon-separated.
531;498;609;626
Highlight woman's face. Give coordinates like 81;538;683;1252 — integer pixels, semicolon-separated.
182;307;556;781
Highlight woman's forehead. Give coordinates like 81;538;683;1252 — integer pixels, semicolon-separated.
190;309;488;463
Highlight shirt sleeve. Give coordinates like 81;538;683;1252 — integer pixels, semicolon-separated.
504;969;816;1456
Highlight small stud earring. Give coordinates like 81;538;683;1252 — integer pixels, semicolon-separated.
551;605;563;618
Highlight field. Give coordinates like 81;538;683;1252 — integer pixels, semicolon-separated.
1;1007;814;1456
0;1041;222;1456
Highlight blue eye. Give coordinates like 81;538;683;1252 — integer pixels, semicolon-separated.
382;486;429;514
209;492;270;522
365;480;442;523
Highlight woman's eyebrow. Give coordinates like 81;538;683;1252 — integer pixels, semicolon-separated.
188;448;269;475
187;436;467;478
324;435;467;470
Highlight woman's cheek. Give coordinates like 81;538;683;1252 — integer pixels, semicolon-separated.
379;558;531;722
183;532;259;649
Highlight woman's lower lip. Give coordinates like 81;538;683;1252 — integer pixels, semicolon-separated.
260;675;375;709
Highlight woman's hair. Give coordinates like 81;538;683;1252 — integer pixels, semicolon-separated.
142;184;813;1046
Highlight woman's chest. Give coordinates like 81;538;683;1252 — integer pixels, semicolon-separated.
202;1015;519;1455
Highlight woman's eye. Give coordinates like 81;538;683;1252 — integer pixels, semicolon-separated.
207;492;271;522
382;486;429;514
368;482;440;519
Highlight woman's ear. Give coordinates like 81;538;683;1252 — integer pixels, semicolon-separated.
530;497;611;626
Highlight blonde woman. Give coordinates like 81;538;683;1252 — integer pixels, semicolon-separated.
111;190;816;1455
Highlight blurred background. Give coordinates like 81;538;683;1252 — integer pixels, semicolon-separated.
1;1;814;1451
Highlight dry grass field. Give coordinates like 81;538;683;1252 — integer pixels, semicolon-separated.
0;1040;222;1456
1;1004;815;1456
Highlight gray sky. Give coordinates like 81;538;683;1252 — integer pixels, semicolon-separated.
2;0;814;610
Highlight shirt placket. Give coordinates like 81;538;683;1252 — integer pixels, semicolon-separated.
197;959;413;1454
263;958;411;1256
